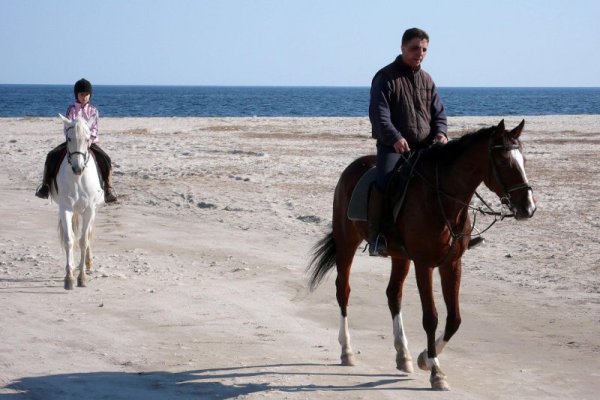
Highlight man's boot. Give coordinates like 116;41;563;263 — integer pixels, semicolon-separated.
104;170;117;203
367;185;387;257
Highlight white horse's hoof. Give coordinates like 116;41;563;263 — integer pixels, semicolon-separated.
77;276;86;287
341;353;356;366
396;355;414;373
417;350;430;371
64;278;74;290
430;365;450;391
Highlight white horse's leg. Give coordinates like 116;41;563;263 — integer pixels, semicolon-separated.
60;209;75;290
393;312;414;373
339;315;356;366
86;208;96;273
77;209;95;287
85;244;93;273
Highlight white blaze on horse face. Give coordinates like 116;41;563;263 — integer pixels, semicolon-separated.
511;149;535;210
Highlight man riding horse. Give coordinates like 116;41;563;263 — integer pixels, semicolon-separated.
368;27;481;256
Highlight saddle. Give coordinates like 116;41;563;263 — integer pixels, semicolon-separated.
347;151;422;224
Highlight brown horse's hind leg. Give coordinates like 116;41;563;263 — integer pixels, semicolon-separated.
386;257;413;373
415;264;450;390
334;235;361;366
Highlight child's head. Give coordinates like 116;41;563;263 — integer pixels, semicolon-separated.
74;78;92;105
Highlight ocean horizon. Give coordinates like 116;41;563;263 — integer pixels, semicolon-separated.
1;84;599;117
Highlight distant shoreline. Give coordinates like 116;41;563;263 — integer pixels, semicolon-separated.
2;83;600;89
2;86;599;117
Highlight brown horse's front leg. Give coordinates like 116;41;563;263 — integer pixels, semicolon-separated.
415;264;450;390
387;257;413;373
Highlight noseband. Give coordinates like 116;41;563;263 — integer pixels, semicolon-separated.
66;126;91;170
67;149;90;168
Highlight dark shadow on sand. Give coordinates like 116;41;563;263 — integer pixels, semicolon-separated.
1;363;429;399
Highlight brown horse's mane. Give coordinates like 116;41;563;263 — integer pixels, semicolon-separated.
419;125;497;166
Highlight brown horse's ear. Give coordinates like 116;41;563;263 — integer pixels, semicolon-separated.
510;119;525;139
493;119;506;138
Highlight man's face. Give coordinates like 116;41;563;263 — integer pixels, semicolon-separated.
401;38;429;70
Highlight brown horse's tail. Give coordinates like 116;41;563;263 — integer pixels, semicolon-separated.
307;231;336;291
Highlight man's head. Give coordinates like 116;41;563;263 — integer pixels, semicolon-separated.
401;28;429;70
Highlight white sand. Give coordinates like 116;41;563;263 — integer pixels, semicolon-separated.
0;116;598;399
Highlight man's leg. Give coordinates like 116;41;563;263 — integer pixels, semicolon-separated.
368;143;401;256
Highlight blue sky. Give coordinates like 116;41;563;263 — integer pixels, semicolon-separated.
1;0;598;87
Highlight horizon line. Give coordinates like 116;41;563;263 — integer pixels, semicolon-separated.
1;83;599;89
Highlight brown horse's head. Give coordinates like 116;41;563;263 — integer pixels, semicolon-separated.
484;120;536;220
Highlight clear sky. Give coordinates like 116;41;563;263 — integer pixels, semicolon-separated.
1;0;598;87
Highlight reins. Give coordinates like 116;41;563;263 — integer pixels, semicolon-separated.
400;137;530;246
434;163;507;243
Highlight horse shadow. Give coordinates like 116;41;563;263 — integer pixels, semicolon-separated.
1;363;428;399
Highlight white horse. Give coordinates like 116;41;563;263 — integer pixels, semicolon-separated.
51;114;104;290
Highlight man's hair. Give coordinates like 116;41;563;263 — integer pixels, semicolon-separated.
402;28;429;45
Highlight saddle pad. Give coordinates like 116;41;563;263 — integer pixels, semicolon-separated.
347;168;377;221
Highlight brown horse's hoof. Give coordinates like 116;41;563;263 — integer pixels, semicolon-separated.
341;353;356;366
430;365;450;391
396;354;414;373
417;350;430;371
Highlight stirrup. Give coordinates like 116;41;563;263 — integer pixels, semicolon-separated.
468;236;485;249
368;234;388;257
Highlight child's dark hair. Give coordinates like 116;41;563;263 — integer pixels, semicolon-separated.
74;78;93;98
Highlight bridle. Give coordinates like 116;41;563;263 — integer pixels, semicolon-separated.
430;137;533;244
65;125;91;170
487;142;533;207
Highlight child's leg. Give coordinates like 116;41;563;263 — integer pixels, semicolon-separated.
90;144;117;202
36;142;67;198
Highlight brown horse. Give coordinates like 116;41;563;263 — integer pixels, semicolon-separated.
307;120;536;390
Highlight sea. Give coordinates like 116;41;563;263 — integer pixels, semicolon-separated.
0;85;599;117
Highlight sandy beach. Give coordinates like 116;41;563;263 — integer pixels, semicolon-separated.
0;115;598;399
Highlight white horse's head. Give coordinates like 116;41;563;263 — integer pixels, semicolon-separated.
59;114;92;175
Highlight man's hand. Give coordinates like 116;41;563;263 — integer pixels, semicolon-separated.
393;138;411;153
433;133;448;145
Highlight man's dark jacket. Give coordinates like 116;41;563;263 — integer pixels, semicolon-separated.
369;55;447;148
